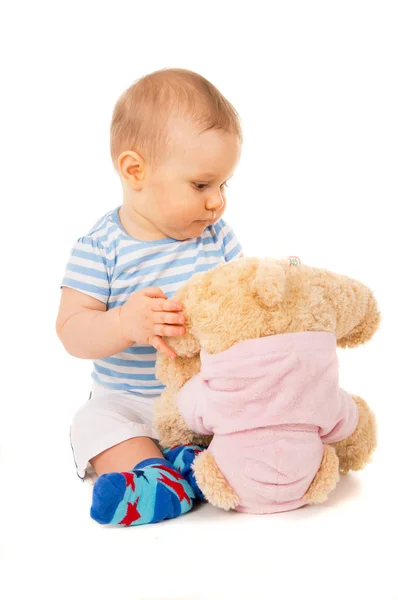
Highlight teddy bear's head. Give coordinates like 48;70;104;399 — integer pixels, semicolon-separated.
154;257;380;447
161;257;380;359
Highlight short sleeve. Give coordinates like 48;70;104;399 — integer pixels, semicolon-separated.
320;389;359;444
61;236;110;305
217;218;243;262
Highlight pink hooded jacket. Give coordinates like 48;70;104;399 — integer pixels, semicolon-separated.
177;331;358;514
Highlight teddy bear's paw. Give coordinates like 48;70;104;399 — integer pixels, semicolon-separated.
192;450;239;511
304;445;340;504
155;353;201;390
332;396;377;473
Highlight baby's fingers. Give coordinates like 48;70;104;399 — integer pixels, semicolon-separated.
152;323;186;338
151;298;183;313
152;335;178;359
155;311;185;326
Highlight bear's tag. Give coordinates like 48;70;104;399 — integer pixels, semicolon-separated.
289;256;301;267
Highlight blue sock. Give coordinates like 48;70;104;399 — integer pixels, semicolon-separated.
90;458;195;526
163;445;207;502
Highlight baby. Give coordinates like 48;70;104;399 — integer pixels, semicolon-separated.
56;68;244;526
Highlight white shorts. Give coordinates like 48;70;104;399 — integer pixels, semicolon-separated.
70;380;161;480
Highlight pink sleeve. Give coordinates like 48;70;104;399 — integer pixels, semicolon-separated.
176;373;213;435
321;388;359;443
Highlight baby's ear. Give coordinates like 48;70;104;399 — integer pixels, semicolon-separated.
248;259;286;307
336;283;380;348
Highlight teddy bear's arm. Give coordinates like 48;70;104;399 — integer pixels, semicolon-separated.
330;395;376;473
177;374;213;436
320;388;359;444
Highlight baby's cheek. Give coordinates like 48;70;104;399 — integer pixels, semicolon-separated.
165;201;189;223
179;199;201;221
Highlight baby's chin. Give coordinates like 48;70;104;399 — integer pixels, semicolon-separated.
168;220;212;241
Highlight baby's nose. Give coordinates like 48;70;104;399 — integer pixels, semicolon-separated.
206;190;225;211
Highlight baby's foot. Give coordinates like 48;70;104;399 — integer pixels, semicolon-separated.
90;458;195;526
163;445;207;502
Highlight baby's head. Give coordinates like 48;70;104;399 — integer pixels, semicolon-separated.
110;68;242;241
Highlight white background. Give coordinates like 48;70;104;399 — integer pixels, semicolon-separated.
1;1;397;599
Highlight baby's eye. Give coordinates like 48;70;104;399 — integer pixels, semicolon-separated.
194;182;228;190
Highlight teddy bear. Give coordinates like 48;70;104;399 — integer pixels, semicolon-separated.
153;257;379;514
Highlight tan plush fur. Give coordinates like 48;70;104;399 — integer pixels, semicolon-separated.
332;395;377;473
304;445;340;504
154;257;380;510
193;450;240;510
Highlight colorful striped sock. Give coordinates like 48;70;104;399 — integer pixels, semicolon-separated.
90;458;195;526
163;445;207;502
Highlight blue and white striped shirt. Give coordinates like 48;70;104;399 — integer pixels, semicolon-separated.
61;206;243;398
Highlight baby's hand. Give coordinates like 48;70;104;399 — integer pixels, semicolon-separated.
119;287;186;359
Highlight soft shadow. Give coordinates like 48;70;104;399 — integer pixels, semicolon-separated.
323;473;363;507
189;474;364;524
279;473;364;521
85;474;364;529
188;501;242;524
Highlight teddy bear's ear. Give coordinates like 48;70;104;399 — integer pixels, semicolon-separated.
336;283;380;348
249;260;286;307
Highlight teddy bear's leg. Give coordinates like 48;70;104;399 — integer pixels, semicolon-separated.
303;445;340;504
192;450;240;511
331;395;377;474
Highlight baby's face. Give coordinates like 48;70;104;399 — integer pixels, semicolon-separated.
143;118;241;240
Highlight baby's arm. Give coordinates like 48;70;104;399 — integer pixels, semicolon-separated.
56;286;186;359
56;287;129;359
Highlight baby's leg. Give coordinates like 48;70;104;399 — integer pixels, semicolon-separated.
90;437;195;526
90;436;163;475
163;445;207;501
70;384;195;526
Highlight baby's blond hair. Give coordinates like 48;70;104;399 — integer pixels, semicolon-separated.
110;68;242;172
